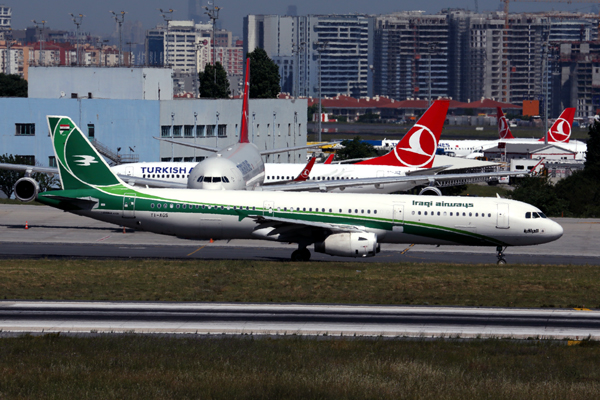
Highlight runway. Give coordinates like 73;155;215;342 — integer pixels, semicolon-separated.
1;301;598;340
1;205;599;264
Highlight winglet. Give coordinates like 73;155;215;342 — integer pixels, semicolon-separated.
293;157;317;182
539;108;576;143
47;116;123;190
497;107;515;139
323;154;335;164
355;100;449;168
239;58;250;144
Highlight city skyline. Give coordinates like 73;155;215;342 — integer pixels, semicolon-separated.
6;0;596;37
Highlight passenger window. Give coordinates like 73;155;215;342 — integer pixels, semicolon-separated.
469;212;472;217
348;209;352;213
329;209;332;212
450;212;452;216
488;213;491;217
176;204;180;209
462;212;465;216
418;211;421;215
157;204;161;208
374;210;377;214
367;210;370;214
361;210;364;214
424;211;428;216
412;211;415;215
437;212;440;216
151;203;155;208
355;209;358;213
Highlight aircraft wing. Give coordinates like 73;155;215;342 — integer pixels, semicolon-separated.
153;137;220;153
256;170;528;193
117;175;187;189
259;143;328;155
0;163;58;175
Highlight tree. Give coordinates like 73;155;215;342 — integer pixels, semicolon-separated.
247;48;280;98
0;73;27;97
336;136;378;161
510;176;567;217
584;119;600;179
198;62;230;98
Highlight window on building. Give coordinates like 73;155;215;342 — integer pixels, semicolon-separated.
87;124;95;139
161;157;172;162
48;156;56;167
173;157;183;162
183;157;194;162
195;156;206;162
196;125;205;137
206;125;216;137
15;123;35;136
17;155;35;165
161;126;171;137
173;125;183;137
218;124;227;137
184;125;194;137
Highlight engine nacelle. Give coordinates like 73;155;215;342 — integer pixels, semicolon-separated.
14;177;40;203
314;232;380;258
418;186;442;196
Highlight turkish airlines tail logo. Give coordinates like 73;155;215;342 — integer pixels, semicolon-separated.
539;108;575;143
356;100;449;168
239;58;250;144
293;157;317;182
497;107;515;139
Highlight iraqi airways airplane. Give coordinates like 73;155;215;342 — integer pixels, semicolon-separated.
13;115;563;264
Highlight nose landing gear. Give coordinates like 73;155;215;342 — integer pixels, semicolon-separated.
496;246;507;264
291;246;311;262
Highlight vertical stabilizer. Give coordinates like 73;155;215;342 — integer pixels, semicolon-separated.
497;107;515;139
539;107;576;143
239;58;250;143
47;116;123;190
356;100;449;168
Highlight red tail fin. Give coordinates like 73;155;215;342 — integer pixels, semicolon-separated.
323;154;335;164
293;157;317;182
497;107;515;139
239;59;250;143
356;100;449;168
538;107;575;143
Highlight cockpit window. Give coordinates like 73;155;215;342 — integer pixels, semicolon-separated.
222;176;230;183
196;176;204;183
539;212;547;218
213;177;222;183
204;177;212;183
525;212;531;219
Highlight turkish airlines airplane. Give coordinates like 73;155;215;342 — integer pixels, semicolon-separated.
13;114;564;263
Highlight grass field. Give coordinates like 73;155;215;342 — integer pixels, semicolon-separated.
0;334;598;399
1;259;598;308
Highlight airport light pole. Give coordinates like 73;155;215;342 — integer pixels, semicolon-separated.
203;1;221;84
543;42;549;145
32;20;46;66
110;11;126;67
69;13;84;66
315;41;328;143
158;9;174;67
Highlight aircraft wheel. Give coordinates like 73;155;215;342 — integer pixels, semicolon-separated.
291;250;300;262
300;248;311;262
497;258;507;265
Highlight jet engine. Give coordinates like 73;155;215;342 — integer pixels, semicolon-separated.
418;186;443;196
314;232;380;258
14;177;40;203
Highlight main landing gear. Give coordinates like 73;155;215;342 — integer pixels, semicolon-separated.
291;247;311;262
496;246;507;264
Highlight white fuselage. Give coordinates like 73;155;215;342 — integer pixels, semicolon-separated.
76;189;563;249
438;139;587;159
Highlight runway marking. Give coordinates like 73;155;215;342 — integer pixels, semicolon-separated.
187;245;207;257
574;308;592;311
96;235;111;242
400;244;415;254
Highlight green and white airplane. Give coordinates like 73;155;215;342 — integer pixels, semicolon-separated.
15;115;564;263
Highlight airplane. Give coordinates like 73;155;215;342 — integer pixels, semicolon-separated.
378;108;585;160
12;115;563;264
3;100;523;196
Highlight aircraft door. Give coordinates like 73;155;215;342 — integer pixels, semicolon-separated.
263;201;274;217
122;196;136;218
392;204;404;232
496;203;509;229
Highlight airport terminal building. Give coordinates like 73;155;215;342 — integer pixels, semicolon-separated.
0;67;308;168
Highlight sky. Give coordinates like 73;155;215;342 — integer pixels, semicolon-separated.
7;0;598;38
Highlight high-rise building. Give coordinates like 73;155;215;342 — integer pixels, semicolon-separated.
0;5;10;34
245;14;374;98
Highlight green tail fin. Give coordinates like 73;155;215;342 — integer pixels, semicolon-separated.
47;116;122;190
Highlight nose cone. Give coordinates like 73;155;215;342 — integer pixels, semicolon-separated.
547;220;564;242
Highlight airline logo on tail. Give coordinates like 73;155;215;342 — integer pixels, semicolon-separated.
355;100;449;168
497;108;514;139
540;108;575;143
73;155;99;167
293;157;317;182
393;124;438;168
